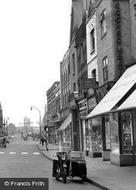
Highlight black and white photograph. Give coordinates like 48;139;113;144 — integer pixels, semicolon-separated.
0;0;136;189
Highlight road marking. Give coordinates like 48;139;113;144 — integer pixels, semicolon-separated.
33;152;40;155
0;152;4;154
9;152;16;154
21;152;28;154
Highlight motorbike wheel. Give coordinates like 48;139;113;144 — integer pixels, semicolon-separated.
81;174;86;181
56;176;59;181
62;168;67;184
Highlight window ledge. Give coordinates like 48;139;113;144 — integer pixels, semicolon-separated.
90;49;95;55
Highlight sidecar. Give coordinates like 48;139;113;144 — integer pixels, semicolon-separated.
68;151;87;180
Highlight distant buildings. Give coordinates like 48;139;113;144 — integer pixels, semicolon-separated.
46;81;61;143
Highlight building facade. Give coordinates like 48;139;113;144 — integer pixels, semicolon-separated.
68;0;86;150
46;81;61;143
86;3;100;156
87;0;136;166
58;50;71;148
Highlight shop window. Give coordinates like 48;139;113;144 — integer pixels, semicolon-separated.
110;113;119;154
100;10;107;37
121;111;133;154
102;56;108;83
105;115;111;150
90;118;102;153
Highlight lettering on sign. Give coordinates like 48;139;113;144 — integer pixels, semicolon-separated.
114;0;123;74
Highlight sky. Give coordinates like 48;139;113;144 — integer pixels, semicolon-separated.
0;0;71;126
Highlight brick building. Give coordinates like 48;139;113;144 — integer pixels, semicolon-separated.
87;0;136;166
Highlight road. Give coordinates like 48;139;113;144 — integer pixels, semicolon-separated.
0;135;101;190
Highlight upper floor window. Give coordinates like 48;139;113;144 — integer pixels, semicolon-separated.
73;82;76;91
134;4;136;19
90;28;95;53
72;53;75;73
92;69;96;81
102;56;108;83
68;63;70;80
100;10;107;37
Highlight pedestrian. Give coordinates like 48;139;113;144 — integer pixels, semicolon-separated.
44;138;48;151
41;137;44;146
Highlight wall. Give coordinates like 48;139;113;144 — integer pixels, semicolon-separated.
96;0;116;86
130;0;136;62
86;11;99;81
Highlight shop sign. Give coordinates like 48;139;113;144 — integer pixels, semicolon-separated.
88;97;97;110
114;0;123;74
78;99;88;119
91;117;101;127
79;110;88;119
96;81;115;102
78;99;87;111
81;78;96;90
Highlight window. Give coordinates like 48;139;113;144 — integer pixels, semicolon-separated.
134;4;136;19
100;10;107;37
72;53;75;73
77;47;81;70
68;63;70;80
102;57;108;83
121;111;133;154
92;69;96;81
111;113;119;154
90;28;95;52
73;82;76;91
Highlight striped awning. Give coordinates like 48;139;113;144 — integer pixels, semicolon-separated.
87;64;136;118
57;114;71;132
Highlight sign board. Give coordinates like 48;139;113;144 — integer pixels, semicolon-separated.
81;78;96;89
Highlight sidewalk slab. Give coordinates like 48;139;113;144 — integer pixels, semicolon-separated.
37;143;136;190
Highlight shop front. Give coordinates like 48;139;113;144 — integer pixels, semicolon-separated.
110;88;136;166
87;117;102;157
87;64;136;165
57;113;72;151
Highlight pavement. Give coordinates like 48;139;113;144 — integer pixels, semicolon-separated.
37;143;136;190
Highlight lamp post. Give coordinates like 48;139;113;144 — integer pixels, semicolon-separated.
30;106;42;142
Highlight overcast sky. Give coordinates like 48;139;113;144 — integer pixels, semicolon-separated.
0;0;71;126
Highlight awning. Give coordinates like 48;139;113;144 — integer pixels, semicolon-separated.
117;89;136;112
57;113;71;132
87;64;136;118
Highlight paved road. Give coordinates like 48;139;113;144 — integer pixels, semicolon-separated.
0;135;101;190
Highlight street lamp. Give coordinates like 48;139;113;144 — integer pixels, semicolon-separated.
30;106;42;142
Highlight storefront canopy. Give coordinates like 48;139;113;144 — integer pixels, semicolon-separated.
87;64;136;118
116;89;136;112
57;113;71;132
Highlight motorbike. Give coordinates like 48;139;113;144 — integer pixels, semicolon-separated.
52;152;68;183
52;151;87;183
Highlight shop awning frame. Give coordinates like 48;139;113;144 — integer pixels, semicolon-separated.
116;88;136;112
